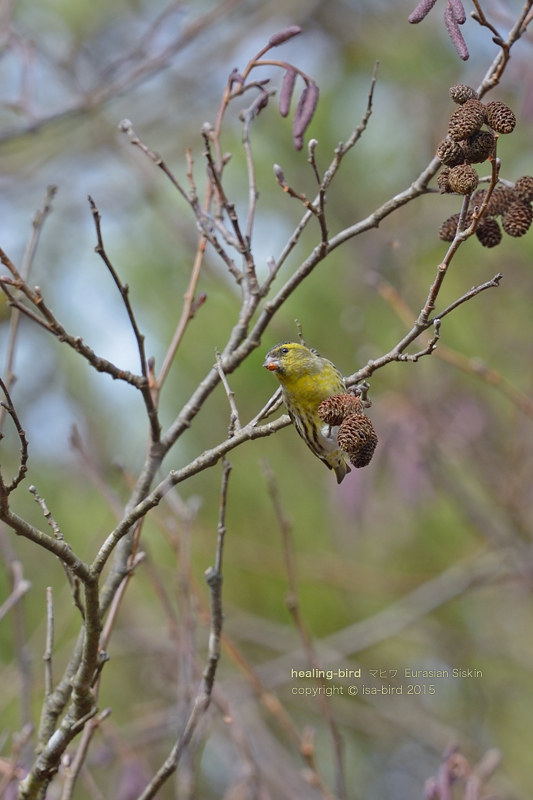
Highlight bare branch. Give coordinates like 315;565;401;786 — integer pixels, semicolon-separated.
88;196;160;444
0;184;56;433
263;463;344;800
215;349;241;434
135;459;232;800
0;724;34;798
1;507;91;583
0;0;250;146
44;587;54;697
475;0;533;98
0;246;148;389
29;485;86;618
154;239;207;395
431;273;503;323
373;273;533;418
0;559;31;623
0;377;29;493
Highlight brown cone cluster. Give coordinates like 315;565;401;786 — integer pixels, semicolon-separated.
502;201;533;238
447;164;479;194
449;84;478;104
317;394;363;426
317;394;378;469
438;176;533;245
436;85;515;196
436;86;530;246
514;176;533;203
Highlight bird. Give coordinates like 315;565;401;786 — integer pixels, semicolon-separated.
263;341;351;483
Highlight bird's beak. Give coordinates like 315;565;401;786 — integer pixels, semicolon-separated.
263;358;278;371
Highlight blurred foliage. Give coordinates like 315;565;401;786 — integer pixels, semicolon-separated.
1;1;533;799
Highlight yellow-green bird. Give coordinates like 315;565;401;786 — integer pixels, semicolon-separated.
263;341;351;483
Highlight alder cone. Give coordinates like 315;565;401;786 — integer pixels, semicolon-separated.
463;130;495;164
514;176;533;203
318;394;363;426
437;168;453;194
338;414;378;468
448;99;486;140
438;213;461;242
438;210;472;241
485;100;516;134
449;84;478;104
436;138;465;167
470;188;486;207
476;218;502;248
502;201;533;237
448;164;479;194
485;185;515;216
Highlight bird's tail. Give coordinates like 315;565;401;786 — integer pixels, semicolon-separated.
334;460;351;484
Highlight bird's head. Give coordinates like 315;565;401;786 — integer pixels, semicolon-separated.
263;342;320;378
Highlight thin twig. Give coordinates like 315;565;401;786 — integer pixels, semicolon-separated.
1;506;92;584
430;273;503;324
475;0;533;97
59;709;112;800
29;485;63;539
52;543;139;800
0;247;148;390
202;126;256;289
0;723;34;798
397;318;441;362
273;163;320;214
70;426;125;521
44;587;54;697
29;485;85;617
0;185;56;433
0;377;29;493
0;0;250;146
154;254;207;396
88;197;161;443
134;459;232;800
255;547;518;691
91;412;294;576
0;559;31;622
214;349;241;434
0;532;33;730
371;273;533;418
263;462;345;800
240;92;270;248
147;491;335;793
120;121;243;284
153;151;211;397
342;158;502;385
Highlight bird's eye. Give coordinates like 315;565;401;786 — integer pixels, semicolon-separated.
281;347;289;355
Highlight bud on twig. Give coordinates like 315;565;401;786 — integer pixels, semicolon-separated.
273;164;286;185
292;83;319;150
268;26;302;47
279;68;297;117
228;68;244;89
201;121;215;139
256;90;270;114
191;292;207;315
